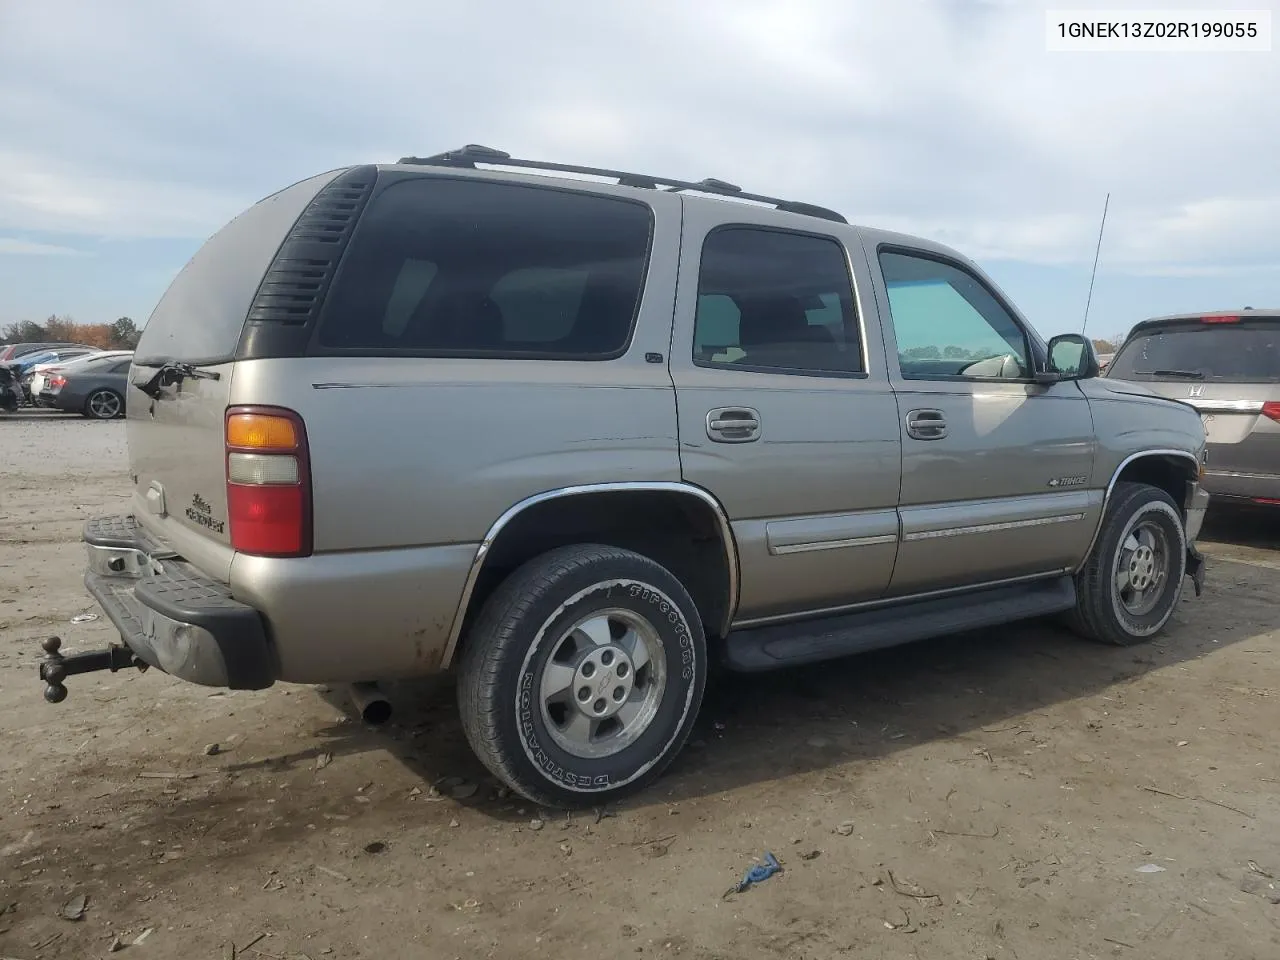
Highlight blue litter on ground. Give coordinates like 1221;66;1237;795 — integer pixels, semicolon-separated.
726;851;782;896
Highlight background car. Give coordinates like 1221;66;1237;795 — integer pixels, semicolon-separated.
0;341;92;363
1104;309;1279;508
13;346;101;402
41;352;132;419
28;350;132;403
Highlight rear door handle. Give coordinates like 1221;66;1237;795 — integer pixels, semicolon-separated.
706;407;761;443
905;408;947;441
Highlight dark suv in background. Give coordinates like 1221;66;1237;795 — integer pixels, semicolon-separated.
1105;309;1279;507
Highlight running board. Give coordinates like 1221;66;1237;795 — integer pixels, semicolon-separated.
722;576;1077;673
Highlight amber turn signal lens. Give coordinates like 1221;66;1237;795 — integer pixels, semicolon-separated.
226;413;299;450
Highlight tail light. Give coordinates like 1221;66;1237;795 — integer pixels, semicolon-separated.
1263;401;1280;423
1200;314;1240;324
225;407;312;557
48;375;66;391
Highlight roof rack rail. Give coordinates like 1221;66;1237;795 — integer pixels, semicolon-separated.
396;144;847;224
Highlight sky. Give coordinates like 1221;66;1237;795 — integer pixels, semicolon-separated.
0;0;1277;346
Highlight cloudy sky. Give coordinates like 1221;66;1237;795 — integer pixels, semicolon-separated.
1;0;1277;343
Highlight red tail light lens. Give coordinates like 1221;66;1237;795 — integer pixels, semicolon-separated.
225;407;312;557
1262;401;1280;423
48;376;66;389
1200;314;1240;324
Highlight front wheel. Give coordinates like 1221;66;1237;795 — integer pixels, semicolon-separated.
457;544;707;808
1068;481;1187;646
83;388;124;420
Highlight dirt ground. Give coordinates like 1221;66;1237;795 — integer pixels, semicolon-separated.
2;410;1278;960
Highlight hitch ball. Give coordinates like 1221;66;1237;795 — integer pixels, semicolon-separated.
40;636;69;703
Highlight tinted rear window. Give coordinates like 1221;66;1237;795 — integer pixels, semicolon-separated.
316;177;652;358
134;170;340;364
1108;319;1280;382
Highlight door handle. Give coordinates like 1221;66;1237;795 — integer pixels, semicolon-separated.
905;408;947;441
706;407;761;443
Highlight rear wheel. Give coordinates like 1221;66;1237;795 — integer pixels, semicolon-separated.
457;544;707;808
1068;481;1187;646
84;388;123;420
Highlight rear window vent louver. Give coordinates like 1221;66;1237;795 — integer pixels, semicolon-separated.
246;165;377;325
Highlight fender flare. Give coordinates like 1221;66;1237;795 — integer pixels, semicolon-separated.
1076;449;1201;572
441;481;741;667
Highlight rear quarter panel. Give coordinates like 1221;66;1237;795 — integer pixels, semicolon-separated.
229;356;682;552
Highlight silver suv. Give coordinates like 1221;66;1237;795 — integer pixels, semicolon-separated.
1104;310;1279;508
41;146;1210;807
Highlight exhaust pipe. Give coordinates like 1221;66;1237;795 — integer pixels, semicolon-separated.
348;681;392;725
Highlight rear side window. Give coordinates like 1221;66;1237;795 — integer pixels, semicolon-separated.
692;227;863;375
316;178;653;358
1108;318;1280;382
134;170;341;364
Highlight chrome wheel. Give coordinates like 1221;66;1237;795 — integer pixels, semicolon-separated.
1112;518;1171;617
87;390;121;419
538;607;666;760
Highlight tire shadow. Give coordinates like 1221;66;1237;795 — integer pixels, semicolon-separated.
297;538;1277;818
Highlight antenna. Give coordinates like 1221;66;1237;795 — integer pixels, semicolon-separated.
1081;192;1110;336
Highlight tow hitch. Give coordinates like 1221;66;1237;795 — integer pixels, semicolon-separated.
38;636;146;703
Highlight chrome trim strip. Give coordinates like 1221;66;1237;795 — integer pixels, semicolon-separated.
1206;469;1280;481
1182;398;1265;414
842;234;873;377
440;481;741;667
730;568;1073;630
769;533;898;556
1075;449;1200;572
903;513;1084;542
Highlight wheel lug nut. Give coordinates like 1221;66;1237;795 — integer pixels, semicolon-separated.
601;650;614;666
593;698;606;714
581;662;595;678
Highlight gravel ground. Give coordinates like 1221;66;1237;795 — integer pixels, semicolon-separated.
2;409;1278;960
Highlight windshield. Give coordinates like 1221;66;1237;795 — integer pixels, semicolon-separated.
1107;319;1280;383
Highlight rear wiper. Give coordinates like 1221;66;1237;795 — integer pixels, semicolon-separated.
131;360;222;400
1148;369;1205;379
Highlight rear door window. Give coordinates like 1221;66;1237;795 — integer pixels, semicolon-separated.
316;178;653;359
691;226;863;375
1108;319;1280;382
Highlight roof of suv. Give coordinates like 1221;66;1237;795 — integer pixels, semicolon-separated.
380;145;984;278
389;144;849;225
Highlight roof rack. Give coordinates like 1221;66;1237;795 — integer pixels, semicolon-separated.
396;144;847;224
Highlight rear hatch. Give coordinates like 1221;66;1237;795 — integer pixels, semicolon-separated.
126;168;352;578
1105;312;1280;472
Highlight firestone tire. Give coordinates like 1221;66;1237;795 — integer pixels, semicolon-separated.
457;544;707;809
1068;481;1187;646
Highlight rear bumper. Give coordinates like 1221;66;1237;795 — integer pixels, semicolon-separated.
1202;469;1280;504
50;388;88;413
83;516;275;689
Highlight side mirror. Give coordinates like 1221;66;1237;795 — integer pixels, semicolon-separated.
1044;333;1100;382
